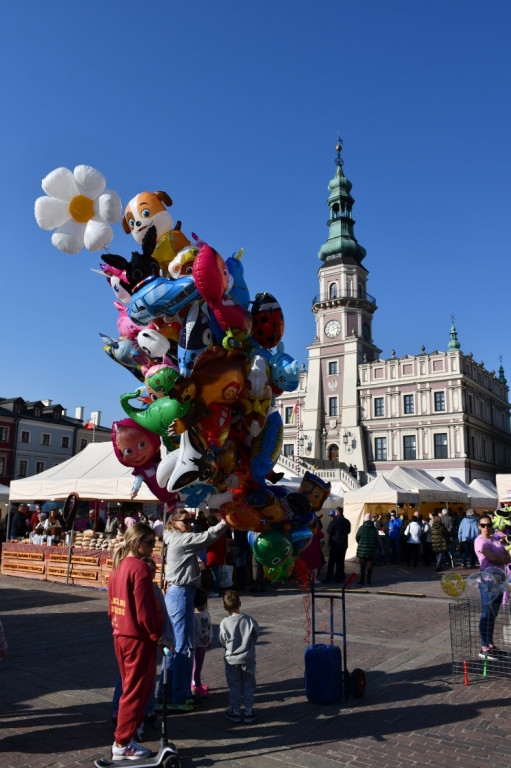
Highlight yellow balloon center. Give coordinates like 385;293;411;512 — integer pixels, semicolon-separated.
69;194;95;223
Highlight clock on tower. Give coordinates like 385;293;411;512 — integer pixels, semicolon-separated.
324;319;341;339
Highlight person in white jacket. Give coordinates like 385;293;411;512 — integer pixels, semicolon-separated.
405;513;423;568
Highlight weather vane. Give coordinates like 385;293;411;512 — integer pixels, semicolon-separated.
335;135;344;169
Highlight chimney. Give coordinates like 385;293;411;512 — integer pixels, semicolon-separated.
75;406;84;421
90;410;101;426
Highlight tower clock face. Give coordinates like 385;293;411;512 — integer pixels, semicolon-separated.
325;320;341;338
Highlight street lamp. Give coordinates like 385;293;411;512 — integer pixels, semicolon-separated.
343;430;352;446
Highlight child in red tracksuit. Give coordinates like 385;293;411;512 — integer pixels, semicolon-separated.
108;523;170;762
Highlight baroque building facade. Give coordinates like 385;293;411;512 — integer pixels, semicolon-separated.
275;144;511;484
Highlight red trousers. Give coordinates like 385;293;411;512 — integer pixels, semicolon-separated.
114;635;156;746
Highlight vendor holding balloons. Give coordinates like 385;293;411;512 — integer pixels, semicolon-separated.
474;513;511;660
163;510;228;710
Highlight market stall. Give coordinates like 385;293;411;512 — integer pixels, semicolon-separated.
441;475;496;512
3;442;164;585
343;474;418;558
386;466;467;519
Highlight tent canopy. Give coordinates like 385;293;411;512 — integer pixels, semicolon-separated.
343;475;418;559
0;483;10;502
472;478;498;504
441;476;493;509
387;466;467;504
9;442;160;502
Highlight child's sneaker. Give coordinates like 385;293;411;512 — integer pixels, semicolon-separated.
225;707;242;722
243;708;258;723
112;740;152;761
479;647;498;661
195;684;209;697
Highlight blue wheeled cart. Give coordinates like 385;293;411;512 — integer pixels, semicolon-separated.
304;573;366;704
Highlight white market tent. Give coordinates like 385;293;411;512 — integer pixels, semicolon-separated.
471;478;498;505
343;474;418;558
8;442;160;502
0;483;10;502
441;476;495;510
387;466;468;505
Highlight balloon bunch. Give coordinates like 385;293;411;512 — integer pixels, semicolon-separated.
35;168;329;582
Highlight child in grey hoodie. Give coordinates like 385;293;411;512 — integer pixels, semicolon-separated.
219;590;260;723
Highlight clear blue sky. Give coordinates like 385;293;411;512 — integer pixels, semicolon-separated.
1;1;510;428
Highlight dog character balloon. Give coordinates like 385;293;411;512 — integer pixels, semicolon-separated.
122;190;190;274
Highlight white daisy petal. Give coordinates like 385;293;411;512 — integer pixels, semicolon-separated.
51;219;86;254
96;189;122;223
42;167;79;201
34;196;71;230
73;165;106;199
84;218;114;251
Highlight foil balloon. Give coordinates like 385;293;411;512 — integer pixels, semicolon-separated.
252;529;293;569
112;418;177;504
121;190;191;274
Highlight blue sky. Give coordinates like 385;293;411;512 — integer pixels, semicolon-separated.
1;0;510;428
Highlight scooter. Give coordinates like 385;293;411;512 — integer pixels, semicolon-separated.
94;647;180;768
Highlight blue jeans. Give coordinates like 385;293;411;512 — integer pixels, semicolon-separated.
479;587;503;647
164;585;195;704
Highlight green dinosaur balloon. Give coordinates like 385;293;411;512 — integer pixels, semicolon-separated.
120;390;191;451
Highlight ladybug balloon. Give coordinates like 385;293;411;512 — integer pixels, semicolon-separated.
251;293;284;349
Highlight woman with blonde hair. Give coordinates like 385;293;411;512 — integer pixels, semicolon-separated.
108;523;168;762
163;509;228;711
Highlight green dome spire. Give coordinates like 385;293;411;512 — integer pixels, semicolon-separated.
448;321;461;351
498;364;507;385
318;139;367;266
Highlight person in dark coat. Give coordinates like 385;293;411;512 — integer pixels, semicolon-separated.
430;511;450;571
10;504;29;540
325;507;351;583
355;513;380;585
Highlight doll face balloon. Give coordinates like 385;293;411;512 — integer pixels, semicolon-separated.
112;420;160;467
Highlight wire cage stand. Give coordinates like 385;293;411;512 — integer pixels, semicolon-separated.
450;597;511;681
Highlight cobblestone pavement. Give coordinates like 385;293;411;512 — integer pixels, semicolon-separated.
1;561;510;768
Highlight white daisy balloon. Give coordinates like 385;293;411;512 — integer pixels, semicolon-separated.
35;165;122;254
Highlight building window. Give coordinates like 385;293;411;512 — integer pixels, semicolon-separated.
283;444;294;457
328;397;338;417
329;283;338;299
36;461;45;474
404;395;414;414
61;435;70;448
328;360;338;375
285;406;294;424
20;431;30;443
18;460;28;478
41;433;50;446
375;437;387;461
0;457;5;474
434;433;448;459
403;435;416;460
374;397;384;417
0;427;7;442
434;392;445;412
80;438;88;450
